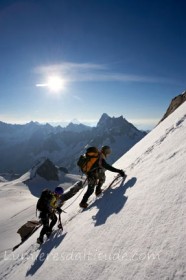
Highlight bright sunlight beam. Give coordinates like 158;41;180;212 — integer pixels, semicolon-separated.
36;75;66;93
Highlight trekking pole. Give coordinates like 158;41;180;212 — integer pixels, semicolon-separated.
103;173;126;191
58;213;63;230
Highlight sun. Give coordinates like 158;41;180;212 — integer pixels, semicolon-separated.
36;75;66;94
47;76;65;92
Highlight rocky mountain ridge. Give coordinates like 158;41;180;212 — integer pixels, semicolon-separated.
0;113;146;175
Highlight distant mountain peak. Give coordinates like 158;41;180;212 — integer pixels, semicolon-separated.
101;113;110;119
100;113;110;120
97;113;129;129
97;113;111;126
70;118;80;124
25;121;40;127
65;122;91;132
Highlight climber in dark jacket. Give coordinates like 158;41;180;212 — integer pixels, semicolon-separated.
37;181;83;244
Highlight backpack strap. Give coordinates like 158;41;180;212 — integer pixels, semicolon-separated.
98;152;103;168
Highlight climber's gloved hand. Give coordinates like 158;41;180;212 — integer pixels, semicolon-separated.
118;169;125;177
56;207;62;214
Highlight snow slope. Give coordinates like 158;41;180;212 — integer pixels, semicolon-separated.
0;102;186;280
0;172;82;261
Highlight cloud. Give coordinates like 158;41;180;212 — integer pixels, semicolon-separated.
34;62;105;75
34;62;172;84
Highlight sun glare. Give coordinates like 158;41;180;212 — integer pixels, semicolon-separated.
47;76;65;92
36;75;67;94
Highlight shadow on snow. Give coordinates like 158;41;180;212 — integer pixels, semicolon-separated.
91;177;137;226
26;231;67;276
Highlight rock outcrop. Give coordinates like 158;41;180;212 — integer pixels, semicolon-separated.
158;91;186;124
36;158;59;181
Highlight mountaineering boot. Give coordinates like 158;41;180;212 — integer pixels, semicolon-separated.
37;236;43;244
46;230;52;238
95;189;102;196
58;223;63;230
79;202;88;209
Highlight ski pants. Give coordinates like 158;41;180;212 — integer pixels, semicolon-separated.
81;170;105;204
39;211;57;238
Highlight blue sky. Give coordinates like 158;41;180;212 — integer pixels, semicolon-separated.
0;0;185;130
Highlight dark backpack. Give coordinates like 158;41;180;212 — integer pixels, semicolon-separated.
36;189;53;212
77;147;100;174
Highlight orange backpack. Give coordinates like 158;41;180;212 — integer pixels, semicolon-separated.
77;147;100;174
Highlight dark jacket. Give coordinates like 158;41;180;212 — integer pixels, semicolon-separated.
89;153;120;174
